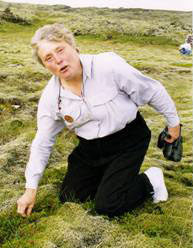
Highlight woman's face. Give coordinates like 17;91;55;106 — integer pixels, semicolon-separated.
37;40;82;82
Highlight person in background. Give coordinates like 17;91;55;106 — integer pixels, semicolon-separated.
186;34;192;47
17;23;180;218
179;34;192;55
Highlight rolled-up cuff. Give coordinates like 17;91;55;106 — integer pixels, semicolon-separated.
167;116;180;128
25;175;40;189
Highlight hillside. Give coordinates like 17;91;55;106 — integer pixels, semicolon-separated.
0;2;192;247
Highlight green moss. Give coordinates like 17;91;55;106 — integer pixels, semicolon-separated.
40;166;67;186
0;119;33;145
172;63;193;68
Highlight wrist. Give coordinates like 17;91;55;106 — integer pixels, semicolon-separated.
25;188;37;195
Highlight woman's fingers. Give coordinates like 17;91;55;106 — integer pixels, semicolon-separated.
17;202;28;217
26;205;33;216
17;190;36;217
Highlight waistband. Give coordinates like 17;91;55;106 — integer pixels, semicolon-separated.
77;112;148;145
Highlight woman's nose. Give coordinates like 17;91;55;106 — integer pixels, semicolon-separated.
54;54;63;64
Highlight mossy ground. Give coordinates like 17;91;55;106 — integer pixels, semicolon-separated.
0;2;192;248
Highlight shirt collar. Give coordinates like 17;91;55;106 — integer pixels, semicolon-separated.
79;54;93;79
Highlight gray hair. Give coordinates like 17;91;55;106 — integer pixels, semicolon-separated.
31;23;76;65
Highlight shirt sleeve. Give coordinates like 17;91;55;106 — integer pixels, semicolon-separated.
25;88;64;189
111;52;180;127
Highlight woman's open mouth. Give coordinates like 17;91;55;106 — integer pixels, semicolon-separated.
60;65;69;73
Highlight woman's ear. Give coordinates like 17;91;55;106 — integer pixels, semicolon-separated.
76;47;80;53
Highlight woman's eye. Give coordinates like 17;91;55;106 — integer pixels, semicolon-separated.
46;57;52;62
58;48;64;53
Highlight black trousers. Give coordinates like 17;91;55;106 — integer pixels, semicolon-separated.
59;112;153;217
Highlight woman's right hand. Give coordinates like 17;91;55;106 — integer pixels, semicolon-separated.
17;188;37;217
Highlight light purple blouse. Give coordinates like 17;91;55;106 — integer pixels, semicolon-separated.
25;52;179;189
